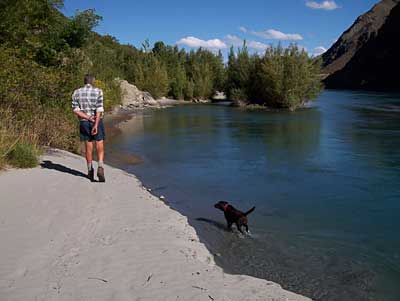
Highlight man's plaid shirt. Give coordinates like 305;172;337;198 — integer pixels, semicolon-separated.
72;84;104;120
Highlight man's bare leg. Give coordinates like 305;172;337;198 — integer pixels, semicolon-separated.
96;140;105;182
95;140;104;162
85;141;94;167
85;141;94;181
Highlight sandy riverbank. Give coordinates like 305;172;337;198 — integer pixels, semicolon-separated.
0;149;310;301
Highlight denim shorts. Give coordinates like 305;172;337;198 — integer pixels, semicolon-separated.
79;119;106;142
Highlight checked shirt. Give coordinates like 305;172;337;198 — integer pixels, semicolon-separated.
72;84;104;120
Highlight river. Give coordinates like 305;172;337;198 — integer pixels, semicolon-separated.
107;90;400;300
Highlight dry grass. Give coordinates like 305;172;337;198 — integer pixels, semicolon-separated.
0;107;79;169
0;109;18;168
0;108;38;169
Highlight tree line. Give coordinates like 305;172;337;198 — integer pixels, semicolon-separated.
86;37;226;100
0;0;322;168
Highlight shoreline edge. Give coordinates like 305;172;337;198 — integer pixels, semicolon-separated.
0;148;311;301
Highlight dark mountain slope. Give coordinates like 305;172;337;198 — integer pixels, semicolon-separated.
321;0;399;76
324;3;400;91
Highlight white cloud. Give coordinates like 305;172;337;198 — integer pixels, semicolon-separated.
240;25;303;41
314;46;327;55
176;34;271;53
256;29;303;40
242;28;303;41
247;40;270;50
224;35;270;51
176;36;227;50
224;35;243;46
306;1;340;10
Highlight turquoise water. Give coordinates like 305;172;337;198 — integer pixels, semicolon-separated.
108;91;400;300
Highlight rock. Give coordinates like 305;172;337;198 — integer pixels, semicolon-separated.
230;99;247;107
117;79;160;108
144;96;159;106
157;98;182;106
192;98;210;104
212;91;226;100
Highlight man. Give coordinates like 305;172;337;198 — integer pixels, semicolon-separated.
72;74;106;182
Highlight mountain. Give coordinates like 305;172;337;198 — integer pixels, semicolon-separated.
324;3;400;91
321;0;399;77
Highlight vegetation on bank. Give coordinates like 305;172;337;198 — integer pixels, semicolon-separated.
0;0;322;169
227;43;322;110
0;0;98;168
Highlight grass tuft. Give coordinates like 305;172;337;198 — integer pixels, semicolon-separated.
6;142;40;168
0;108;42;170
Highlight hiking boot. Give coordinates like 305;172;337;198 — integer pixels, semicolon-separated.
97;167;105;183
88;169;95;182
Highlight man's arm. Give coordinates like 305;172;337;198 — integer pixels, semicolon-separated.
95;89;104;114
74;110;95;122
91;89;104;135
91;112;101;135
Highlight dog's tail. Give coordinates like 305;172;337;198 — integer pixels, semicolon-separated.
244;206;255;216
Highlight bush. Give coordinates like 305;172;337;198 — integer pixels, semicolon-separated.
229;88;248;101
94;79;121;111
226;44;322;110
0;47;80;148
0;1;112;171
6;142;40;168
249;45;322;110
0;108;43;169
0;109;16;169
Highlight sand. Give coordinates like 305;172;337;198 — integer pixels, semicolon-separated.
0;149;310;301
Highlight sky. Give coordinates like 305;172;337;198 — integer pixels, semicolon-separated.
62;0;380;57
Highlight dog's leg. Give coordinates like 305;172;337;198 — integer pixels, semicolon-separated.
236;223;244;234
227;222;233;230
244;224;249;233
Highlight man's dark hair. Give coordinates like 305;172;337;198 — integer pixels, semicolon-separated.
84;74;95;85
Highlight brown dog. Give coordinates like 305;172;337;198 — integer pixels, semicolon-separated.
214;201;255;234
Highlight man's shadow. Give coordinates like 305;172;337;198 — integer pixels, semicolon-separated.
40;160;88;179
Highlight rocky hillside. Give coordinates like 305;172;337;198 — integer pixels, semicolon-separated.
322;0;399;77
324;3;400;91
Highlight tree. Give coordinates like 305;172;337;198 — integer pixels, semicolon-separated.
61;9;102;49
169;63;187;100
226;42;253;100
248;44;322;109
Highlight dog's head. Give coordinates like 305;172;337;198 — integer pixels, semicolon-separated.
214;201;229;211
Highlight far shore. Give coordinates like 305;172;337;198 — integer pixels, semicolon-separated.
0;149;310;300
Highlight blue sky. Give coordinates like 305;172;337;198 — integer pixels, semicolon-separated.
62;0;379;56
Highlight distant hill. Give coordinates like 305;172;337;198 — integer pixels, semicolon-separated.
322;0;399;77
324;2;400;91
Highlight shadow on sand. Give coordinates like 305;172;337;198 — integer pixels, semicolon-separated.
40;160;88;179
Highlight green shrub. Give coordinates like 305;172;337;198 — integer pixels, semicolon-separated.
7;142;40;168
94;79;121;111
0;109;14;169
249;45;322;110
229;88;248;101
226;44;322;110
0;47;80;152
